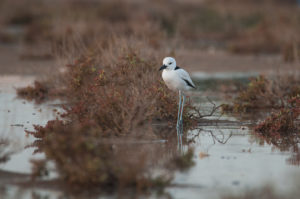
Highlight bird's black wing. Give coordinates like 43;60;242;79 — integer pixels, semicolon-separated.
182;78;196;89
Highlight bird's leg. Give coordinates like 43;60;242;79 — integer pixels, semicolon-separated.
179;93;185;134
177;134;183;153
176;90;182;132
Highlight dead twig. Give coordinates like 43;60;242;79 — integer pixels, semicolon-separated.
189;97;222;121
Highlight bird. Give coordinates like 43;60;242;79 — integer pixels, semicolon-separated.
159;57;196;136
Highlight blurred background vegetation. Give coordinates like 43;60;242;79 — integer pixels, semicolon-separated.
0;0;300;62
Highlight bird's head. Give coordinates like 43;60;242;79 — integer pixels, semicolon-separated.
159;57;176;71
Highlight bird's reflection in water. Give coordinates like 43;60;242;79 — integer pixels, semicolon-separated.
177;128;183;154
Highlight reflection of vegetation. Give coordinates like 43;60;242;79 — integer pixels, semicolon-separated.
29;120;173;189
287;149;300;166
0;139;11;163
168;148;195;171
28;118;194;190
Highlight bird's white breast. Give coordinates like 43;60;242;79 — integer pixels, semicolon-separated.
162;70;187;91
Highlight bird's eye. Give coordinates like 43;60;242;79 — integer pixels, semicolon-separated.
168;62;172;65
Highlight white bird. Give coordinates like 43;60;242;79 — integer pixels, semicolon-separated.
159;57;196;135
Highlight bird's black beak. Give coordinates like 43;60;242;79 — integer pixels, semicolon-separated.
159;65;167;71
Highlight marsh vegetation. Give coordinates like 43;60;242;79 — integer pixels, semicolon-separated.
0;0;300;198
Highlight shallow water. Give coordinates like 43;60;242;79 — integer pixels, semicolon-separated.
0;75;299;199
169;128;300;198
0;76;59;174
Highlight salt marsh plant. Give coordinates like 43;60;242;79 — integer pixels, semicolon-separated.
23;41;197;191
254;96;300;151
222;75;300;113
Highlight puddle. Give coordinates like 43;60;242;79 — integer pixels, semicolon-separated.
0;76;59;174
0;75;299;199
